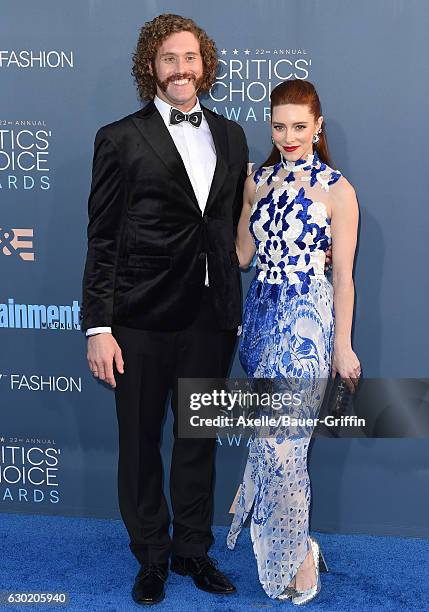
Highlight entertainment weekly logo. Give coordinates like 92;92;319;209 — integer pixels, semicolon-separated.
0;298;81;331
0;121;51;190
208;47;312;122
0;50;74;69
0;435;61;506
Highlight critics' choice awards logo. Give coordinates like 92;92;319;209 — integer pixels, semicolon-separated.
0;436;61;505
0;226;34;261
0;50;74;69
0;298;81;331
0;123;51;190
0;373;82;393
208;47;312;122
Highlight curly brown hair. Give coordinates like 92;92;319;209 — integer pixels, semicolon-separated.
132;13;218;101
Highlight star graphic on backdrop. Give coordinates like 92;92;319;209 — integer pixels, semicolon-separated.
244;49;251;55
221;48;227;55
0;437;5;443
232;48;239;55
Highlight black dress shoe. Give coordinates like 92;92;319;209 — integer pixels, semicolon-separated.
131;563;168;605
170;555;236;594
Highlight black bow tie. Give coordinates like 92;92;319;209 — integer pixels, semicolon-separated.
169;108;203;128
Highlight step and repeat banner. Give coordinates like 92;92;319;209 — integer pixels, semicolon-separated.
1;0;429;536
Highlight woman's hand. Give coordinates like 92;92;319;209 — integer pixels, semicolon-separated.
324;245;332;271
331;345;361;393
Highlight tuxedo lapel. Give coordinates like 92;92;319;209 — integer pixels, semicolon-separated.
202;106;229;214
131;101;200;210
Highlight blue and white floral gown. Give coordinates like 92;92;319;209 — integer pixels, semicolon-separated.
227;151;342;598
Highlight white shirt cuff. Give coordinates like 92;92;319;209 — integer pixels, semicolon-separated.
86;326;112;336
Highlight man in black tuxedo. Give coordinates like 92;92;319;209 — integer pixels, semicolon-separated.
81;14;248;605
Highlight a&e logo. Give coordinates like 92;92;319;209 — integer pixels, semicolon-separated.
0;226;34;261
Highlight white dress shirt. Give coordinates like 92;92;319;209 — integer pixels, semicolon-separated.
86;95;217;336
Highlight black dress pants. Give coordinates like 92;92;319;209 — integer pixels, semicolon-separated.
113;290;237;565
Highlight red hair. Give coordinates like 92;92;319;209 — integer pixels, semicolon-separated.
262;80;334;168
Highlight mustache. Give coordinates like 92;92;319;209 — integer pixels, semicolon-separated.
156;72;200;92
164;72;197;85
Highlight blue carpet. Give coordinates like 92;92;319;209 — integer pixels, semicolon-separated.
0;513;428;611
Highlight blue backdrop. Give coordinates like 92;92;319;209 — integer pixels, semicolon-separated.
1;0;428;537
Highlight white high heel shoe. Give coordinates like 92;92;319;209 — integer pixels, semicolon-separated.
291;537;327;606
277;585;296;600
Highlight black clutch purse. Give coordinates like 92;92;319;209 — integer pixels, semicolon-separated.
317;374;357;437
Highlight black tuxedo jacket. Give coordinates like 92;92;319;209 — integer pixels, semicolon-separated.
81;100;248;332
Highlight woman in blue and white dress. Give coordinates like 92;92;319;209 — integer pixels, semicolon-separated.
227;80;360;605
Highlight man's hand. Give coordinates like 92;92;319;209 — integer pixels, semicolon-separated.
87;333;124;388
324;245;332;272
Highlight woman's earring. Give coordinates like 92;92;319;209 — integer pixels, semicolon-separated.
312;130;321;145
271;136;275;145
